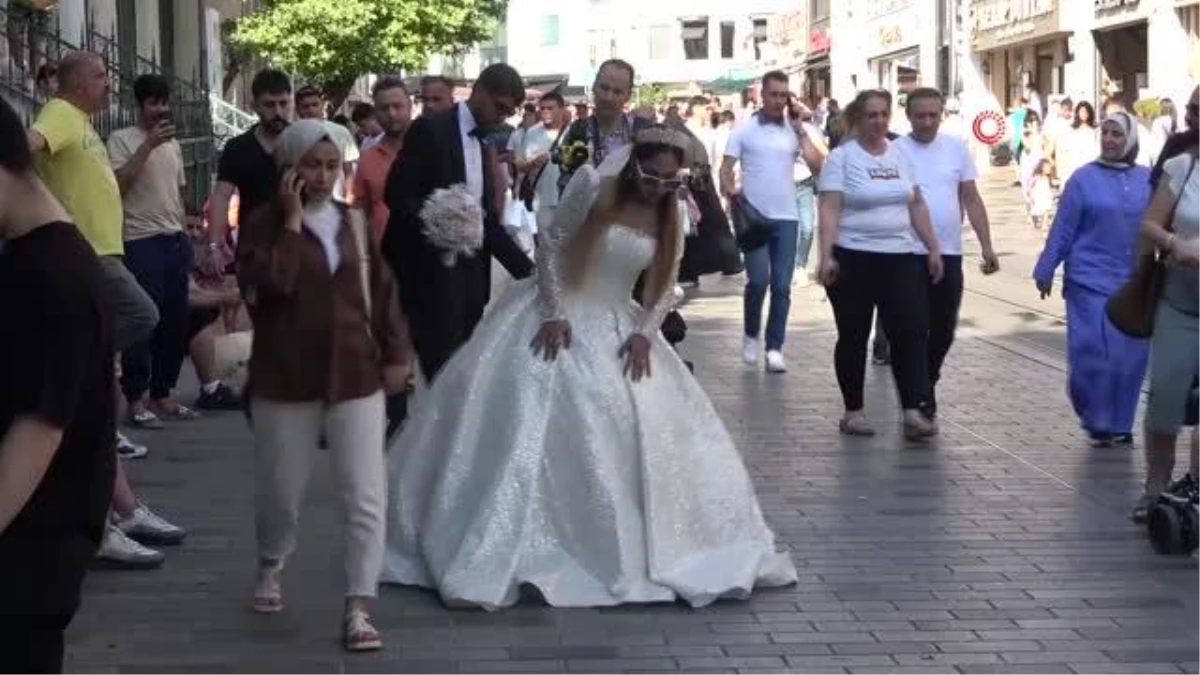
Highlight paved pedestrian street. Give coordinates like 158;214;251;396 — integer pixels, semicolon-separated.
66;170;1198;674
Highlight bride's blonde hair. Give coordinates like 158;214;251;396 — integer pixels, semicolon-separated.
563;139;685;309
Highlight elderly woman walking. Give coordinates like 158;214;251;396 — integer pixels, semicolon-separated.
236;119;413;651
1033;112;1151;447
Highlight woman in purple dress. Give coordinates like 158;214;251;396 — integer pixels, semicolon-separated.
1033;112;1151;447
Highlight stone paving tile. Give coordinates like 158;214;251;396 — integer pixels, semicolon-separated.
62;169;1198;672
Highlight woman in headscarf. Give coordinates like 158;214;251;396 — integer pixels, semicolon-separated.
1033;112;1152;447
236;119;413;652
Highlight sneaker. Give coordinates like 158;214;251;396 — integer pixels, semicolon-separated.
126;405;164;430
839;410;876;437
1131;493;1158;524
903;409;939;441
765;350;787;373
115;502;186;546
1089;431;1114;448
196;382;243;411
95;523;164;570
742;337;759;365
1111;433;1134;446
116;432;148;460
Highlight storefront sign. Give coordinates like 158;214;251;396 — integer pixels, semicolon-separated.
863;0;919;57
971;0;1062;51
809;28;831;54
1093;0;1148;28
1095;0;1138;9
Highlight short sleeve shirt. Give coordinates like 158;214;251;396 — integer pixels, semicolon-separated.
107;126;186;242
33;99;124;256
217;127;279;221
895;133;978;254
724;116;801;221
0;222;115;615
818;139;919;254
1163;154;1199;314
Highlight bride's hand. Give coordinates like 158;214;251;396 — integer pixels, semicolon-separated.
530;320;572;361
383;361;413;394
619;334;652;382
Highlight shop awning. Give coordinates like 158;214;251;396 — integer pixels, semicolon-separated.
702;68;758;94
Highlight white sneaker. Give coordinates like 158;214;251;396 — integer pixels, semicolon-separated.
116;432;148;460
765;350;787;373
903;409;939;440
95;523;164;569
114;502;186;546
742;337;759;365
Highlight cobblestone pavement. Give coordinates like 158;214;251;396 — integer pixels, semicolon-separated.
65;169;1198;673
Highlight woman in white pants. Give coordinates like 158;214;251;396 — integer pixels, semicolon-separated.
236;120;413;652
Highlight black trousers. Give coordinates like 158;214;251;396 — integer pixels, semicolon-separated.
927;255;964;409
0;613;73;673
826;246;933;412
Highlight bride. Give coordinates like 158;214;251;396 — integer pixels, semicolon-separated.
381;124;797;609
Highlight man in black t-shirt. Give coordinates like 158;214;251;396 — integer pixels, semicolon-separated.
0;97;115;673
199;68;293;278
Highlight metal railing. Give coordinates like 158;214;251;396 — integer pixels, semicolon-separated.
210;92;256;147
0;4;216;212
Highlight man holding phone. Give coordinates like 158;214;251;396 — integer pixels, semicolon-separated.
108;74;198;428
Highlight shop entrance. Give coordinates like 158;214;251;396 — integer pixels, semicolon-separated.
1095;22;1148;100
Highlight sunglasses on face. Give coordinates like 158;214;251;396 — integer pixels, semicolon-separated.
634;162;682;192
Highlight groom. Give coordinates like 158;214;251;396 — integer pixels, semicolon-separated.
383;64;535;385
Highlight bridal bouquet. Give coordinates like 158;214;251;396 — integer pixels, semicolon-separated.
552;140;590;173
419;184;484;267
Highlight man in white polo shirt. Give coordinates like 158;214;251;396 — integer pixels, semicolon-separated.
895;87;1000;416
720;70;825;374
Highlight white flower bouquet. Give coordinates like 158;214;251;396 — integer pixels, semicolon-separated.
419;184;484;267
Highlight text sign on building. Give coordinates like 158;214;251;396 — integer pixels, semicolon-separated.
971;0;1060;51
864;0;918;57
768;10;808;64
809;28;831;54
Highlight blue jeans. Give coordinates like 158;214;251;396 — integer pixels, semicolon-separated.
120;233;192;403
743;218;799;351
794;180;816;270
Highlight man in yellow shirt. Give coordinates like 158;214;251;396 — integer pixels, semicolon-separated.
27;51;180;571
28;50;158;352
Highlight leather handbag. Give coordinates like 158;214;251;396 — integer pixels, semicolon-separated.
1106;157;1196;338
729;193;776;252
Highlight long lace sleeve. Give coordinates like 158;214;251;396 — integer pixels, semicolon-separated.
635;219;687;336
537;165;600;321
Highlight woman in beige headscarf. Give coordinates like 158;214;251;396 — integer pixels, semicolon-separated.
236;119;413;652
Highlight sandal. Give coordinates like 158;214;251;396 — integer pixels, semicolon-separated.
343;608;382;652
252;567;283;614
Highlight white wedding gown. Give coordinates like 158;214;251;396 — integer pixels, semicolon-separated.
381;162;797;610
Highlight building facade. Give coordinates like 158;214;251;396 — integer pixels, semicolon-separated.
504;0;795;88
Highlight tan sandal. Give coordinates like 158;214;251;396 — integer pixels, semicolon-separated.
252;567;283;614
343;608;382;652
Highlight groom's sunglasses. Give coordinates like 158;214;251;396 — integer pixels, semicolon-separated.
634;162;683;193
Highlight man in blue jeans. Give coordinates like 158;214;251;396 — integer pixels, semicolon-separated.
720;70;825;373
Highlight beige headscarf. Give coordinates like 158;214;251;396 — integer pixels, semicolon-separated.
274;119;343;169
1098;111;1140;167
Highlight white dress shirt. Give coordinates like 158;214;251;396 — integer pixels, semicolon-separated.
457;101;485;209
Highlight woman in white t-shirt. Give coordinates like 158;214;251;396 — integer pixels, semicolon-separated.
816;90;944;440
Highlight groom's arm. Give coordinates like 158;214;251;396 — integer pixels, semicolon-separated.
383;117;439;276
482;146;534;280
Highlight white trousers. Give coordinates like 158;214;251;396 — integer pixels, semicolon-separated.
252;391;386;598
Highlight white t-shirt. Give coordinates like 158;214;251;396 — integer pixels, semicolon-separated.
792;122;822;182
895;133;978;254
725;116;800;221
517;123;562;209
817;139;918;254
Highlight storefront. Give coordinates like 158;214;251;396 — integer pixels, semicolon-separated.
863;0;923;96
804;23;832;102
970;0;1071;110
1093;0;1149;101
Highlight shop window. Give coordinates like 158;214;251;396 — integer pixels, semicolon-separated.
681;19;709;61
752;18;768;60
720;21;735;59
540;15;560;47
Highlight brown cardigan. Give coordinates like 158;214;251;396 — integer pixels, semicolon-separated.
237;202;413;404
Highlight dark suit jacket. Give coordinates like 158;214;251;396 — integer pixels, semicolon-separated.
382;105;534;372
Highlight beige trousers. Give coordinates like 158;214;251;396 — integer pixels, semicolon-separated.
252;391;386;598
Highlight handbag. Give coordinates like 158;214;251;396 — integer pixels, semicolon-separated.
1106;157;1196;338
729;193;776;252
